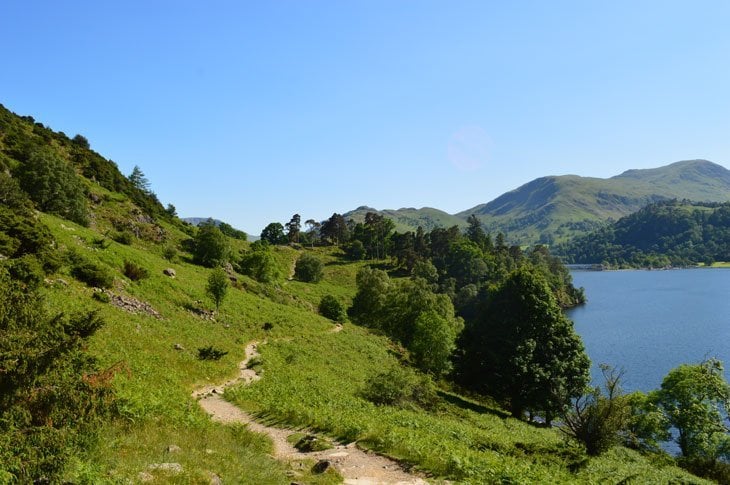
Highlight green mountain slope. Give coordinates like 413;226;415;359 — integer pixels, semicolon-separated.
343;205;467;233
556;200;730;267
457;160;730;244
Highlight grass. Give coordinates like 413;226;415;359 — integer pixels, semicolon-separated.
35;209;711;484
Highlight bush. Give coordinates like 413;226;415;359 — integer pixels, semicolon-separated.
197;346;228;361
162;245;177;261
92;291;111;303
123;261;149;281
294;254;324;283
193;221;230;267
69;252;114;288
319;295;347;322
206;267;230;311
111;230;134;245
344;240;366;260
361;366;438;410
237;244;282;283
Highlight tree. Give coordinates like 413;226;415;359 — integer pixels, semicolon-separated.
320;213;349;245
465;214;491;251
457;267;590;422
206;267;230;311
655;359;730;462
319;295;347;322
305;219;321;247
285;213;301;243
294;253;324;283
15;147;89;226
193;220;230;267
166;203;177;217
349;267;391;327
237;242;282;283
410;310;460;377
260;222;286;245
71;134;90;149
128;165;151;193
561;365;632;455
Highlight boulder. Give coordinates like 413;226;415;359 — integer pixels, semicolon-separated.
311;460;331;474
163;268;176;277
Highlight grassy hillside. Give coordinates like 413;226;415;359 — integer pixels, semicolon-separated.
341;160;730;246
458;160;730;244
343;206;467;233
0;105;715;483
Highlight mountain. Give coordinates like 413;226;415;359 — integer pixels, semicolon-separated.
555;199;730;268
342;205;466;233
348;160;730;245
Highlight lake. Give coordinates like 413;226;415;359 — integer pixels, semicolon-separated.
568;268;730;393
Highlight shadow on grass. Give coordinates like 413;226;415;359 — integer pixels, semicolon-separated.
437;390;511;419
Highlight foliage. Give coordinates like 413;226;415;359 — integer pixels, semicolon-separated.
557;200;730;267
128;165;151;193
561;365;632;455
68;251;115;288
123;260;149;281
162;244;177;261
285;213;301;243
237;242;283;283
410;310;459;377
92;291;111;303
361;366;437;410
14;146;89;226
0;267;114;482
197;345;229;360
111;229;134;245
456;267;590;421
318;295;347;322
294;253;324;282
655;359;730;462
193;220;230;267
260;222;287;245
344;240;366;260
219;221;247;240
206;267;230;311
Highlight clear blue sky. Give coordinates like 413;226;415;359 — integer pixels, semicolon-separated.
2;1;729;233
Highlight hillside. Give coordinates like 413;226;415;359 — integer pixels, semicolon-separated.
0;105;718;483
343;160;730;245
458;160;730;244
343;205;466;233
556;200;730;268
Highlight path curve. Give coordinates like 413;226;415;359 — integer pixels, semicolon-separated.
193;342;428;485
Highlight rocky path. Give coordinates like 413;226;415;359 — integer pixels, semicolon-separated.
193;342;428;485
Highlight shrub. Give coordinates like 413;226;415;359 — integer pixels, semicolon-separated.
361;366;438;410
123;261;149;281
206;267;229;311
237;244;282;283
294;254;324;283
69;252;114;288
193;221;229;267
111;230;134;245
92;291;111;303
319;295;347;322
344;240;366;260
162;245;177;261
197;346;228;361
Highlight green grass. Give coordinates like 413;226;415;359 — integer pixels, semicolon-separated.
36;210;710;484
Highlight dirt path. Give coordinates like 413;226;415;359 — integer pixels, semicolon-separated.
193;342;428;485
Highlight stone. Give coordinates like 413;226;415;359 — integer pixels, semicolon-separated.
207;471;223;485
163;268;176;277
311;460;331;474
166;444;181;453
174;343;185;351
138;471;154;482
148;462;183;474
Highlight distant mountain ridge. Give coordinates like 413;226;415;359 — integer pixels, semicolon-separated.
345;160;730;244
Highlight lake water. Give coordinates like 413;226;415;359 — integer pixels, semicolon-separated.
568;268;730;392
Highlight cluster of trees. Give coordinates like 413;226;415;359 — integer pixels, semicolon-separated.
562;360;730;481
557;200;730;267
0;104;172;224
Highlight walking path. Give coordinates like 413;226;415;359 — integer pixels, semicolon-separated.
192;341;428;485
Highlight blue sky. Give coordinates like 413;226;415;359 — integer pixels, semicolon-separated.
2;1;729;233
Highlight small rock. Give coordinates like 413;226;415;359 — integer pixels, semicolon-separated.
163;268;176;277
174;343;185;351
205;449;214;455
148;462;183;474
138;471;155;482
207;471;223;485
223;324;230;329
166;444;181;453
311;460;331;474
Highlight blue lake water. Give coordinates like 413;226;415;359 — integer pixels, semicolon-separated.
568;268;730;392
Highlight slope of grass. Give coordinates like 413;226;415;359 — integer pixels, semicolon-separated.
37;211;708;484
